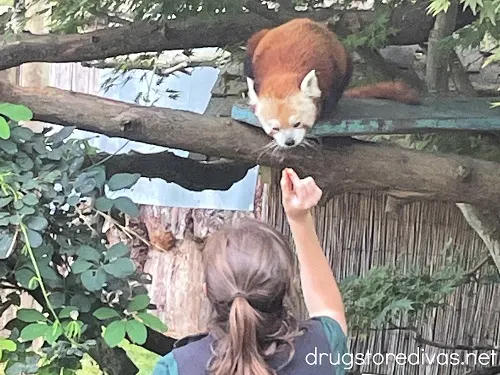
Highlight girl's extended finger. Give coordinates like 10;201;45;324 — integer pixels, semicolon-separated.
286;168;301;188
280;170;293;199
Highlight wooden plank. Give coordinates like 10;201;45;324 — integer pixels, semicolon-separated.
231;96;500;136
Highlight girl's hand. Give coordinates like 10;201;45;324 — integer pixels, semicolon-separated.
280;168;322;222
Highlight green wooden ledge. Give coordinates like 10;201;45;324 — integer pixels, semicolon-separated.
231;97;500;136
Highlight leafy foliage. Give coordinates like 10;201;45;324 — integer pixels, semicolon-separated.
341;11;399;51
0;103;167;374
428;0;500;107
370;132;500;162
340;262;468;334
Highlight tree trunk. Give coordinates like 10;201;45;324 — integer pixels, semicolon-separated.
139;206;255;338
425;0;459;93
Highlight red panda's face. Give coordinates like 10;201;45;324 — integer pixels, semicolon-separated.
246;70;322;148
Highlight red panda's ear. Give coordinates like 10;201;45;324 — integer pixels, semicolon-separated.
300;70;321;98
246;77;259;106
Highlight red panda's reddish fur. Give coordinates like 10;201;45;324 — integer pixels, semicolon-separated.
244;18;421;116
344;81;421;105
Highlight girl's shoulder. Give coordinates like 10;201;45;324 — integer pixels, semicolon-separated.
309;315;347;348
152;351;178;375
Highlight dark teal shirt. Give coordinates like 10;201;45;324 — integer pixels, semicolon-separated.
152;316;348;375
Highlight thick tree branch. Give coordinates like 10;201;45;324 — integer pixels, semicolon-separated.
0;14;273;71
2;81;500;209
0;4;476;71
90;150;254;191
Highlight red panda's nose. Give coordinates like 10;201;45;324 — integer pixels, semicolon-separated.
285;139;296;147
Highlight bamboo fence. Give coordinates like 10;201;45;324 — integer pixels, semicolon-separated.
262;170;500;375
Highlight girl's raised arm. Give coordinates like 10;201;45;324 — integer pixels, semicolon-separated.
280;168;347;334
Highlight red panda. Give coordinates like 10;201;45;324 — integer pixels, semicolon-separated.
244;18;420;148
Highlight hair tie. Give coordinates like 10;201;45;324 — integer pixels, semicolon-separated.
233;292;246;300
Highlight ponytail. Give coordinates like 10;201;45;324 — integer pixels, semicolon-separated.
202;219;302;375
208;295;275;375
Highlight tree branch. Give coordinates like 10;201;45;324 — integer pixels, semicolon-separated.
3;81;500;209
0;14;273;71
386;324;500;352
89;150;254;191
81;50;230;77
465;366;500;375
414;332;500;352
0;4;476;71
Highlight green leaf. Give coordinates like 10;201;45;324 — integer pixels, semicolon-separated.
113;197;139;217
25;228;43;248
17;308;47;323
48;292;65;308
95;197;114;211
0;197;12;208
44;322;63;345
0;233;15;259
49;126;75;145
38;263;59;281
0;262;8;278
127;294;150;312
10;126;34;142
58;306;78;319
137;312;167;332
85;166;106;188
71;259;94;274
126;319;147;345
103;320;126;348
77;178;97;194
103;258;136;278
20;323;48;341
69;294;92;313
0;117;10;140
17;206;35;216
0;140;17;154
69;156;85;176
93;307;120;320
0;339;16;352
13;199;23;210
107;173;141;191
67;194;80;206
0;103;33;121
25;216;49;231
81;269;106;292
22;193;38;206
15;268;37;290
78;245;102;262
105;243;129;261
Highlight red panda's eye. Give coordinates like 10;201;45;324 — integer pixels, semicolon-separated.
293;122;302;128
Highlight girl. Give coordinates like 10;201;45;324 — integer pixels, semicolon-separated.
152;168;348;374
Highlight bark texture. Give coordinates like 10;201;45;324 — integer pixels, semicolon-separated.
2;81;500;209
0;4;476;71
425;0;459;93
93;151;254;191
